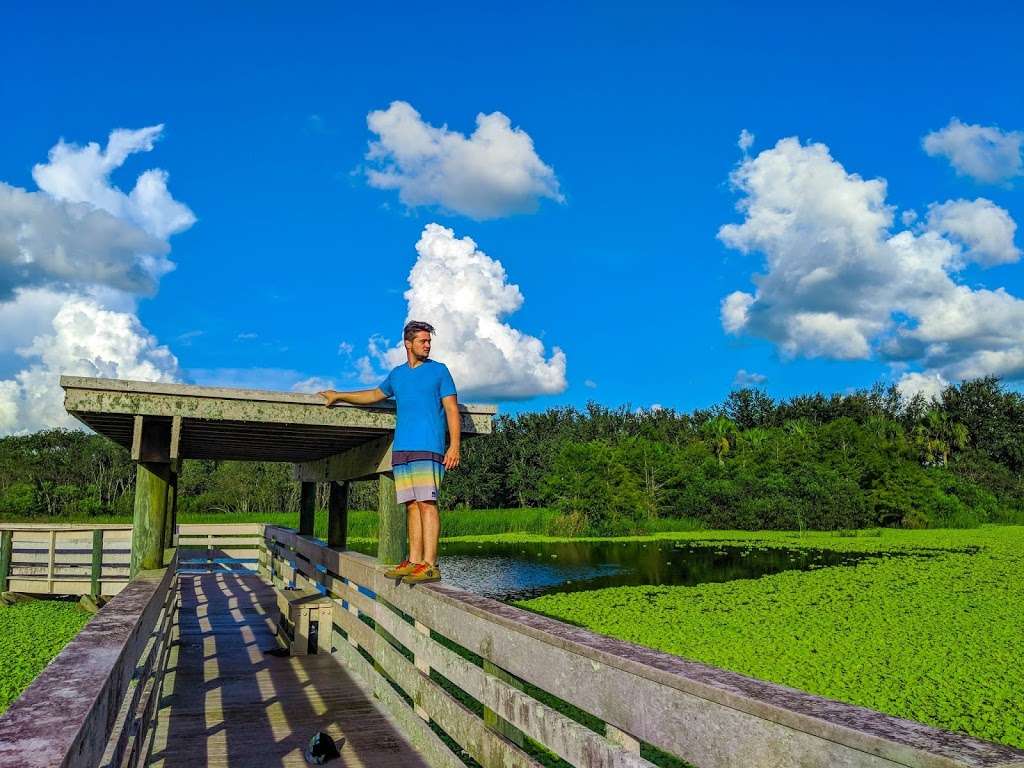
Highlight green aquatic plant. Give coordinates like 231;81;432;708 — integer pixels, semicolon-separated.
516;526;1024;749
0;599;91;714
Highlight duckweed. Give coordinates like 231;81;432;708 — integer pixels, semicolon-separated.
0;600;91;714
516;526;1024;748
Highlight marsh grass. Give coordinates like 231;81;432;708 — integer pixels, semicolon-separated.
2;508;702;540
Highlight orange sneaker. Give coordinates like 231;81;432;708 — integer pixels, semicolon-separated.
402;563;441;584
384;559;418;579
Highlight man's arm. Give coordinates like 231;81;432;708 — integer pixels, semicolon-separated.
318;388;389;407
442;394;461;470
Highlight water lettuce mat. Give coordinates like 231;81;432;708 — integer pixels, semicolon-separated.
0;600;91;714
514;526;1024;749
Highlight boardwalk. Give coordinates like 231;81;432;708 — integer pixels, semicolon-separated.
148;571;429;768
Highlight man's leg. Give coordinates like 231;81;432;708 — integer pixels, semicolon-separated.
419;501;440;566
407;500;424;563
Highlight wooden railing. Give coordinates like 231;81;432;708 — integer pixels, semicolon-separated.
262;525;1024;768
0;524;131;597
175;522;263;572
0;552;178;768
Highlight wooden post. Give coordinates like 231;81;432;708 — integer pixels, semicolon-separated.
46;530;56;593
413;620;431;721
131;463;171;576
90;529;104;597
606;724;642;753
328;481;349;550
377;473;405;565
0;530;12;593
299;481;316;536
483;660;526;747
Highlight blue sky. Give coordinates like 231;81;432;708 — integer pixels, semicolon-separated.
1;2;1022;430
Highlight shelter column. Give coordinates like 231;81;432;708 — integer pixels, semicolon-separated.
131;462;171;576
130;416;175;577
377;473;405;564
299;481;316;536
328;481;349;549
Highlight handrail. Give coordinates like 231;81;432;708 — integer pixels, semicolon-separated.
0;552;178;768
0;523;132;597
262;525;1024;768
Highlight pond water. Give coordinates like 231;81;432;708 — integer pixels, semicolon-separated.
349;539;888;601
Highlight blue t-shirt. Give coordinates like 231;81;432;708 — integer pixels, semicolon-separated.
379;360;458;454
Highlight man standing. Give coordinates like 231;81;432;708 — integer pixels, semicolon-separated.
319;321;460;584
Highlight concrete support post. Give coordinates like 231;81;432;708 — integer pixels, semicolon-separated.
299;481;316;536
328;481;349;550
377;473;405;565
131;463;170;576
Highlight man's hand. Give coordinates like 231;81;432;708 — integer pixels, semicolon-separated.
443;446;461;471
318;390;340;407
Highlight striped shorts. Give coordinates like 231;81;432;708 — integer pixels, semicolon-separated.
392;450;445;504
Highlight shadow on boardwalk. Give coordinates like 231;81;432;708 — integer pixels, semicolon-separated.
148;571;428;768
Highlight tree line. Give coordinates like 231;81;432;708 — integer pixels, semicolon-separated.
1;377;1022;532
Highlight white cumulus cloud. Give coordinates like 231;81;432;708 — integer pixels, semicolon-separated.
365;101;563;220
0;182;167;300
922;118;1024;184
718;136;1024;387
32;125;195;239
0;298;180;432
896;371;949;402
358;223;567;400
924;198;1020;267
0;126;194;434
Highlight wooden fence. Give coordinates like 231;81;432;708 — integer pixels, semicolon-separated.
175;522;263;572
262;525;1024;768
0;553;178;768
0;524;131;597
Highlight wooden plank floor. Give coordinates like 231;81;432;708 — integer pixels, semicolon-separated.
148;571;431;767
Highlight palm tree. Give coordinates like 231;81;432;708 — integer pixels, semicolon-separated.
914;409;968;466
702;416;738;465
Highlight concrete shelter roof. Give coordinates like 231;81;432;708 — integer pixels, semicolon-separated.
60;376;496;463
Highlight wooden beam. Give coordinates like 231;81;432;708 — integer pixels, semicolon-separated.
131;415;142;460
169;415;181;460
130;463;170;576
131;416;172;463
293;434;393;482
377;473;405;565
299;481;316;536
328;481;349;550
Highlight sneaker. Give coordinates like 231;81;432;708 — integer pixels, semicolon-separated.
402;563;441;584
384;559;418;579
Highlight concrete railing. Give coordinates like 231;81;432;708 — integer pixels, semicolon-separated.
0;524;132;597
263;525;1024;768
0;553;178;768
